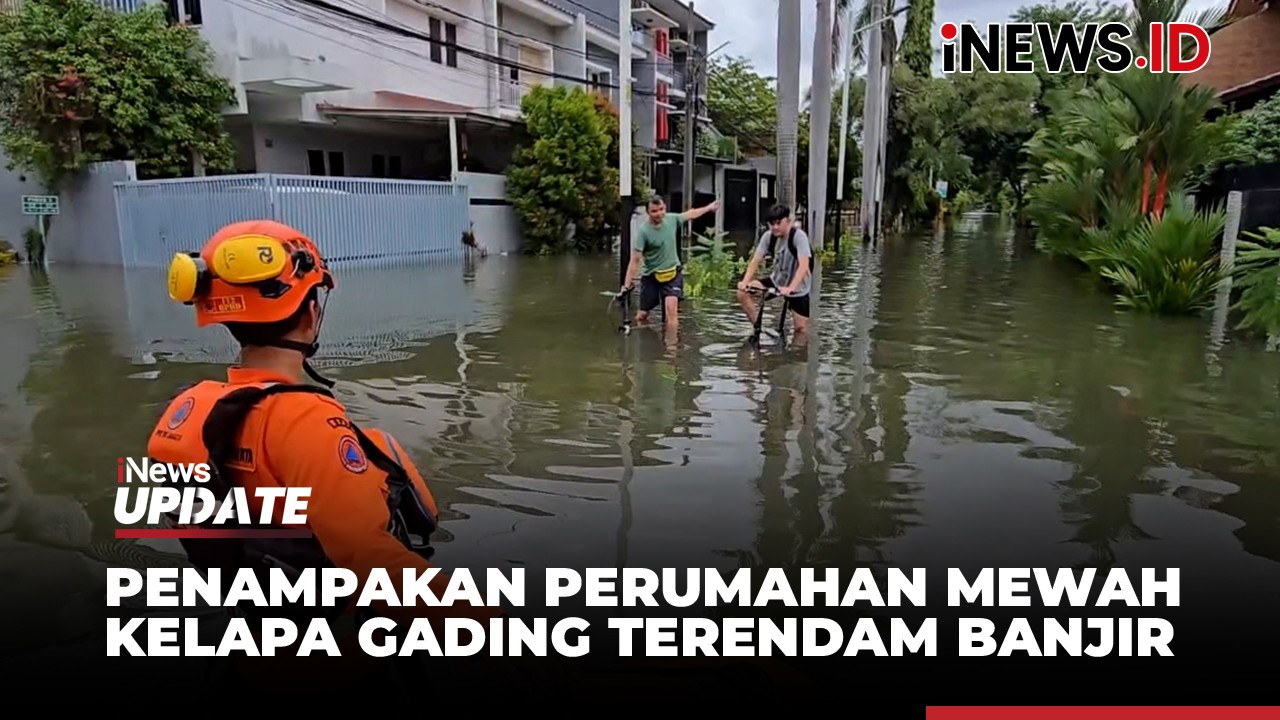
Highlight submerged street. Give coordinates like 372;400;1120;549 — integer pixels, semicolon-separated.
2;215;1279;650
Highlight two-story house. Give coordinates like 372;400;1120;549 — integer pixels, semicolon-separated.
183;0;553;178
165;0;694;179
563;0;723;210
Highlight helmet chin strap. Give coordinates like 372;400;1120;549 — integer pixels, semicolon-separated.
262;338;335;388
254;290;336;388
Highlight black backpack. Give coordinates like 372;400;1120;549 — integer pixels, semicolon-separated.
766;226;814;273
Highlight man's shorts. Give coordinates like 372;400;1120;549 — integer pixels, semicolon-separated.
759;277;810;317
640;267;684;312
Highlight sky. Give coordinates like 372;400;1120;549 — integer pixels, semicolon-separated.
694;0;1227;89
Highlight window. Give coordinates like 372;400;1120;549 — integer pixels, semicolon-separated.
499;39;520;106
308;149;345;176
307;150;326;176
588;67;612;94
429;18;458;68
164;0;203;25
372;154;403;178
654;28;669;57
656;83;669;142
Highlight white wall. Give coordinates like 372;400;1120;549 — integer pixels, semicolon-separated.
248;123;450;179
197;0;492;121
499;3;556;43
695;164;715;193
459;171;520;254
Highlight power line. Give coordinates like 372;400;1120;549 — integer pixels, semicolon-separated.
287;0;638;90
407;0;663;67
231;0;665;99
228;0;540;98
549;0;619;29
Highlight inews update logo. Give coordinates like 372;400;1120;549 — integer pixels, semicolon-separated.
113;456;312;540
940;21;1212;74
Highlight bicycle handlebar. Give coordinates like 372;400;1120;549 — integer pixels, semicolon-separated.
744;286;780;298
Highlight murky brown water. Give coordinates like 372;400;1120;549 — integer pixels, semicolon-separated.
2;214;1279;615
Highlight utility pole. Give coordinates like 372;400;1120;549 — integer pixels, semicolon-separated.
840;5;904;248
807;0;833;255
618;0;633;299
874;56;889;238
776;0;801;211
859;0;884;246
681;2;697;257
835;2;855;250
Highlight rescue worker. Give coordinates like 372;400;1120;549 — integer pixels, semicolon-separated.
149;220;501;692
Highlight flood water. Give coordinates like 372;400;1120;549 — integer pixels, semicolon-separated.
2;213;1279;638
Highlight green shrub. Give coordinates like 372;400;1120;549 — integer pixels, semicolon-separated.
1080;192;1226;314
1231;226;1280;338
0;0;236;186
506;86;614;255
683;230;746;298
23;226;43;265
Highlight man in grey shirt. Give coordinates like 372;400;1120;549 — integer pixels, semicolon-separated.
736;203;812;335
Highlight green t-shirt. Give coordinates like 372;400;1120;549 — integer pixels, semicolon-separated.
636;214;681;276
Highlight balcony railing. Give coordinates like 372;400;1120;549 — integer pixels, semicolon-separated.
654;54;675;80
670;66;685;92
499;80;524;108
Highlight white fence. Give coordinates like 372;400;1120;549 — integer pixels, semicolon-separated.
113;174;471;268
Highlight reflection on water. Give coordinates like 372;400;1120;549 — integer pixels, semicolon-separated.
2;215;1280;608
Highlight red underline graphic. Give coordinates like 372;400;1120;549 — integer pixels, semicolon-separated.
928;708;1279;720
115;528;313;539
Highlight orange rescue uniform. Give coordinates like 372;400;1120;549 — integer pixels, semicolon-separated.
147;366;480;623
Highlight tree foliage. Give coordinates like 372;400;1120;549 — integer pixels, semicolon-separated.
592;92;650;232
506;85;618;255
706;56;777;156
798;80;863;210
951;70;1039;211
1204;94;1280;175
1011;1;1128;120
899;0;935;78
0;0;236;187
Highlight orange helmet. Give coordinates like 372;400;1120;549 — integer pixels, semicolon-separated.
166;220;336;327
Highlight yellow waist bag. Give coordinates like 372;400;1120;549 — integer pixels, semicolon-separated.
653;266;678;283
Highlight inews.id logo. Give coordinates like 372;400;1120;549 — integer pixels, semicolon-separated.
940;21;1212;74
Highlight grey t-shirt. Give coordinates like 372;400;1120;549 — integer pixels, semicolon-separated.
754;226;812;297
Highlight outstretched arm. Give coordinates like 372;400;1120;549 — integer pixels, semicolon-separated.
679;199;720;222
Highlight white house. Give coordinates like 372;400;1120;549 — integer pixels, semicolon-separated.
2;0;734;255
172;0;657;180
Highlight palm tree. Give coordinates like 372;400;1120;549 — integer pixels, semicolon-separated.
837;0;899;74
776;0;802;209
807;0;835;250
1123;0;1233;216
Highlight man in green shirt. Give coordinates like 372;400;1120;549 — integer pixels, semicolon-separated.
621;194;719;329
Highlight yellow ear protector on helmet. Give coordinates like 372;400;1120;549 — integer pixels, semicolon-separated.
166;234;311;304
167;252;209;304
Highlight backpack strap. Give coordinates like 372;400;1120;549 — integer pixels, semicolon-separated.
200;383;437;555
202;384;333;497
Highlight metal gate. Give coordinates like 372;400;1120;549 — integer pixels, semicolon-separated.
114;174;470;268
723;169;758;232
